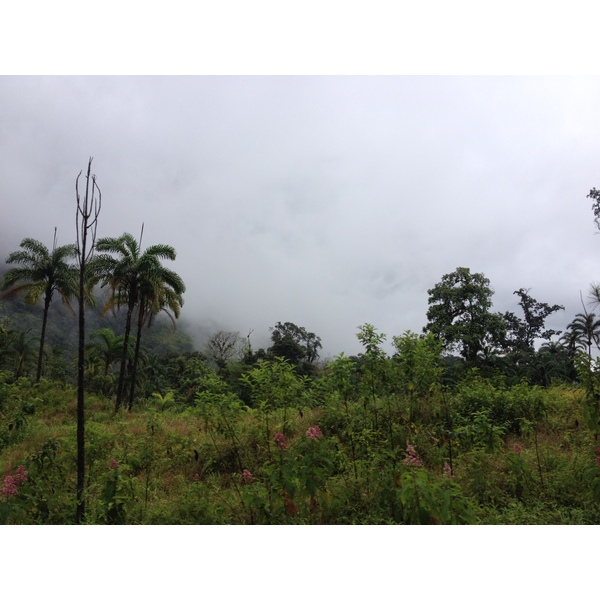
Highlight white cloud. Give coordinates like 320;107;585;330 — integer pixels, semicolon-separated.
1;76;600;357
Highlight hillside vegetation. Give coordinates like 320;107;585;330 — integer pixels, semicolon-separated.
2;172;600;524
2;322;600;524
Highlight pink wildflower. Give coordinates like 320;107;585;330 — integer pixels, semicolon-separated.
513;444;523;455
194;472;200;481
403;444;422;468
443;462;454;479
242;469;253;485
13;465;27;485
1;466;28;497
306;426;323;441
109;458;119;470
1;476;18;497
274;432;287;450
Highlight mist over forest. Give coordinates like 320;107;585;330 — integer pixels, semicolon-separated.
2;77;600;359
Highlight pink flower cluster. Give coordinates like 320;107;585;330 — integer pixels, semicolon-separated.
443;462;454;478
1;465;28;498
109;458;119;470
242;469;253;484
513;444;523;455
274;432;287;450
403;444;422;468
306;426;323;441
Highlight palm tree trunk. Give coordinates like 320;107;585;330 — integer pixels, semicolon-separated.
36;290;52;382
128;300;146;411
115;300;135;411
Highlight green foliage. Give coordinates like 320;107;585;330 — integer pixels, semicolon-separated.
501;288;564;353
240;357;307;411
576;354;600;434
424;267;506;363
97;462;128;524
267;322;322;375
0;375;39;452
391;331;442;422
451;376;548;437
151;352;211;404
1;236;79;381
505;445;534;501
0;309;598;525
94;231;186;410
15;438;71;524
396;468;475;525
356;323;388;429
456;411;506;453
325;352;359;400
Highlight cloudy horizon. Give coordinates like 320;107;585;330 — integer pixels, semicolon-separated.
2;76;600;358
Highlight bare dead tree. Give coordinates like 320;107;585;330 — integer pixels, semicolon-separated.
75;157;101;523
206;330;243;372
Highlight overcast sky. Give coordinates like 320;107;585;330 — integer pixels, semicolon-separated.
1;76;599;356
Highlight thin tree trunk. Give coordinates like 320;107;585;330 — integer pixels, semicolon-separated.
75;157;101;524
128;299;146;411
76;251;86;523
115;301;135;411
36;291;52;383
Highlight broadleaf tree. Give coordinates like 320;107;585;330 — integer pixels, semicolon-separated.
501;288;564;352
267;321;322;374
423;267;505;364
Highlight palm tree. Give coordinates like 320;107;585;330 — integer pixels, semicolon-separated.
127;271;185;410
139;352;166;397
94;231;185;411
534;341;575;385
564;313;600;358
588;283;600;310
559;327;587;358
10;330;36;379
86;328;127;375
1;235;78;382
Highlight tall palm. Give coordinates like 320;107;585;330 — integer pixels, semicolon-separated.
1;236;78;381
564;313;600;358
94;232;185;411
128;272;185;410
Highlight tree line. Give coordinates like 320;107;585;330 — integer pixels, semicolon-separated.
5;184;600;399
